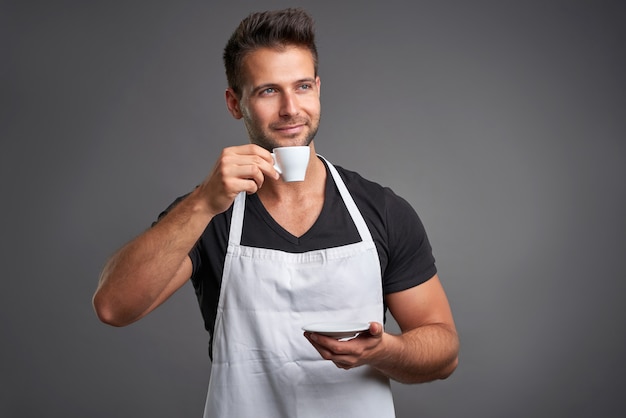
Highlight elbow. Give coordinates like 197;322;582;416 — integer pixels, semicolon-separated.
92;291;133;327
437;330;460;380
437;355;459;380
437;336;460;380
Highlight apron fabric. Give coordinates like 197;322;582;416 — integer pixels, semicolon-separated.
203;158;395;418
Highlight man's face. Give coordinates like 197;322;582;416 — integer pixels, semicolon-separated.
228;46;321;151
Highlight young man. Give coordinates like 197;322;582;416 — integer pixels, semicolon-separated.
93;8;459;417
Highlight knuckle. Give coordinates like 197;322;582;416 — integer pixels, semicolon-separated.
249;163;262;177
221;147;235;159
332;344;347;355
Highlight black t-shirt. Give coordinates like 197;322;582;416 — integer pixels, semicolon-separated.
157;158;437;353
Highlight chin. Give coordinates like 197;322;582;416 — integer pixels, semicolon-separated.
254;135;313;150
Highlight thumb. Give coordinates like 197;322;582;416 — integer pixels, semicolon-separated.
368;322;383;337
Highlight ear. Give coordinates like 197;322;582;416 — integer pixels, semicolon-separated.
225;88;243;119
316;76;321;97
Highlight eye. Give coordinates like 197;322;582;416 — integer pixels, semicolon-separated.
298;83;312;90
260;87;277;96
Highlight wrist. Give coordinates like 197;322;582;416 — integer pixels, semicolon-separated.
187;186;220;219
368;331;397;370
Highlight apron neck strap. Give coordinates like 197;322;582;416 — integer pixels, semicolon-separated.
228;156;374;245
320;156;373;243
229;192;246;245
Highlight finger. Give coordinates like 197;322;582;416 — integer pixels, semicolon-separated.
242;144;280;180
255;158;279;180
307;332;343;352
220;150;276;188
229;148;279;181
368;322;383;337
305;335;362;369
305;333;338;359
215;166;263;196
232;163;267;190
333;361;353;370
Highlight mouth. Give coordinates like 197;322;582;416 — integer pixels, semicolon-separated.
273;124;305;135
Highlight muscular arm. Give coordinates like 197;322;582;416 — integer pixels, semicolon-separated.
305;274;459;383
371;275;459;383
93;189;209;326
93;144;278;326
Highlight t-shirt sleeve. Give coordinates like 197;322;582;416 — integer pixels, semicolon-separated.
151;194;189;227
382;188;437;294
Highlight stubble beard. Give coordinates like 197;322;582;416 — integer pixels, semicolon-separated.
245;113;321;151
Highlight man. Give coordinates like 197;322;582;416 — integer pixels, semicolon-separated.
93;8;459;417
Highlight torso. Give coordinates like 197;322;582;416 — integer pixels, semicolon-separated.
203;158;396;417
158;158;437;352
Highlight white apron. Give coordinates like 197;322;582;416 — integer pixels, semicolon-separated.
203;159;395;418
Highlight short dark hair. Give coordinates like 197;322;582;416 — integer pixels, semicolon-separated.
223;8;318;97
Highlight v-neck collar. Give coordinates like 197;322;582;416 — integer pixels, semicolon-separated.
247;158;333;245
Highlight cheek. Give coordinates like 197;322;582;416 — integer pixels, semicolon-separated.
242;105;260;123
246;102;274;122
258;107;275;121
302;97;321;113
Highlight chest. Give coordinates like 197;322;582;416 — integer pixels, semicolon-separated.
264;198;324;238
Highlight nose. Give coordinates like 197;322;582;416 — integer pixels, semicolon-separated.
279;91;299;117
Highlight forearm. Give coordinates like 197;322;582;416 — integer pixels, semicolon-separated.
93;189;212;326
372;323;459;384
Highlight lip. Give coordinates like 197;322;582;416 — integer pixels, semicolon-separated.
274;124;305;135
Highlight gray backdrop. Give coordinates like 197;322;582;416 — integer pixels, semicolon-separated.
2;0;625;417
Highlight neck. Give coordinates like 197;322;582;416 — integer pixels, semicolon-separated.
255;144;327;237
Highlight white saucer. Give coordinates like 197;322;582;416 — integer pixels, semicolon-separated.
302;322;370;340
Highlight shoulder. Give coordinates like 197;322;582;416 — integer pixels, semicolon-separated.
331;163;436;293
332;164;414;222
332;164;385;203
332;164;382;191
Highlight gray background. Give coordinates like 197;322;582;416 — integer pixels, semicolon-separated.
2;0;625;417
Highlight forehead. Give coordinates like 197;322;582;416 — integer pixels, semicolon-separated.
241;46;316;87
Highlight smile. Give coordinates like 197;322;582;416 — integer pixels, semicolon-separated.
274;125;305;134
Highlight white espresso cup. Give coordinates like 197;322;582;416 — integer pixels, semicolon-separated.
271;146;310;182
